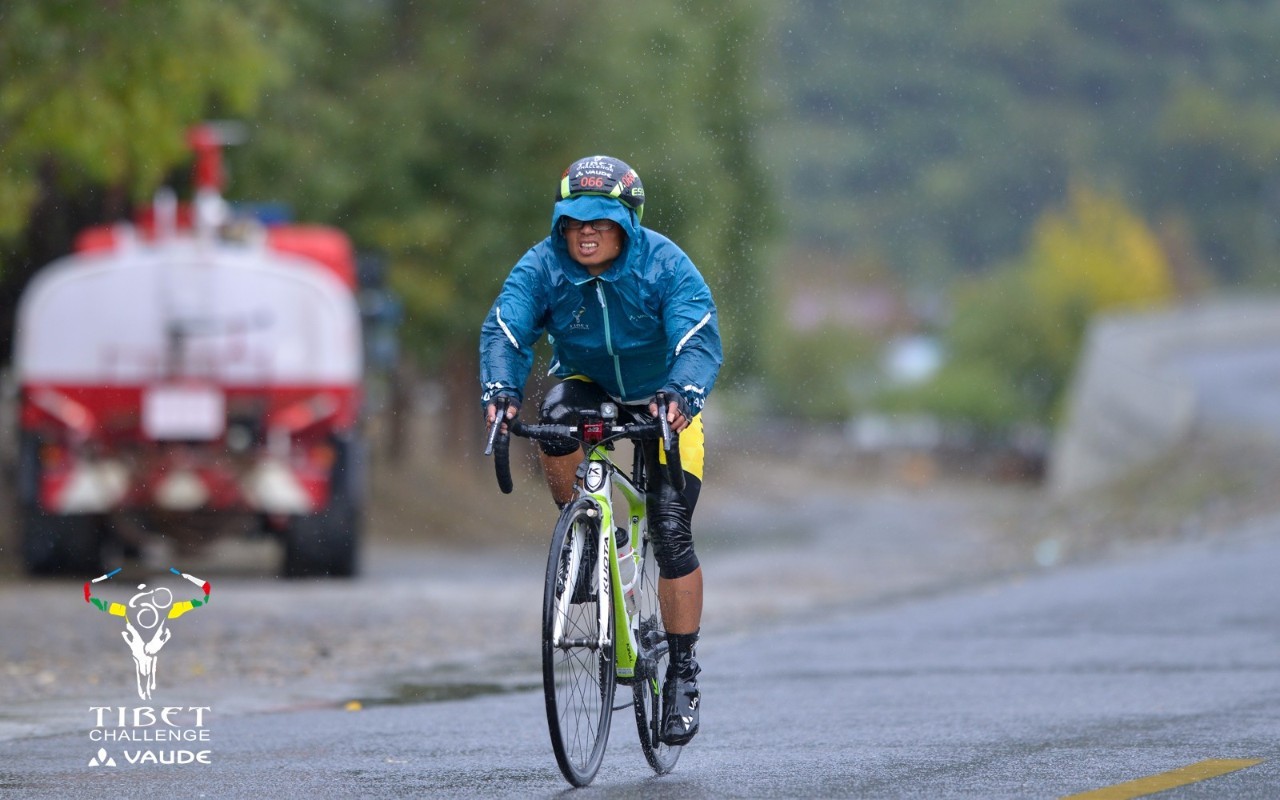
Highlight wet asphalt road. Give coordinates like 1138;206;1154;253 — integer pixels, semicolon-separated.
1169;342;1280;443
3;503;1279;798
0;473;1030;743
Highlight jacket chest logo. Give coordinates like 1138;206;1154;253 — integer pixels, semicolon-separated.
570;306;590;330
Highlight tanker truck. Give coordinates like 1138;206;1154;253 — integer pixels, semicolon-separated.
12;125;366;577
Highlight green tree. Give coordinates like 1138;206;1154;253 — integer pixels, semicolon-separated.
769;0;1280;288
0;1;283;239
0;0;287;355
893;185;1176;427
0;1;778;397
228;1;777;398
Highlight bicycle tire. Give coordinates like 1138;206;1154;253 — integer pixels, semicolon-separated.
542;498;615;787
632;517;683;774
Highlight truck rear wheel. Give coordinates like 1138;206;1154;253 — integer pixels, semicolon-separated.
282;493;360;578
21;509;104;576
281;435;365;578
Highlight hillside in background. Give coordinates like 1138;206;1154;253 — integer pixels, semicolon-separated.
764;0;1280;291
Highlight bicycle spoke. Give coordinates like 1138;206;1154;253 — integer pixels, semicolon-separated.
632;526;682;774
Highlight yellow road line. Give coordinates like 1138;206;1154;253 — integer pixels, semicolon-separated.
1061;758;1263;799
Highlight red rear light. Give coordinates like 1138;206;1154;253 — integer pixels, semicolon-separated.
40;444;68;470
581;420;604;444
309;443;335;470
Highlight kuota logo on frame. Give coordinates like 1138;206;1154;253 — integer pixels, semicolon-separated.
83;567;214;767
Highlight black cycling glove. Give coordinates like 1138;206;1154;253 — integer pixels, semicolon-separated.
659;386;692;420
488;393;521;420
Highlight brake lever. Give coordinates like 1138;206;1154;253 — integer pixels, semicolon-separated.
655;391;685;492
484;397;509;456
485;397;515;494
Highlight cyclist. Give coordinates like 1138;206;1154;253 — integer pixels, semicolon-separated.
480;155;721;746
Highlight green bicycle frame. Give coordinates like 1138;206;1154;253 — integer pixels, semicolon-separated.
577;442;647;681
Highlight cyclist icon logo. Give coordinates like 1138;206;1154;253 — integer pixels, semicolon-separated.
84;567;212;700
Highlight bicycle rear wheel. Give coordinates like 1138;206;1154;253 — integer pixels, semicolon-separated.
632;520;682;774
543;498;615;787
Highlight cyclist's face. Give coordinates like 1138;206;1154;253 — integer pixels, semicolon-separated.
563;218;623;275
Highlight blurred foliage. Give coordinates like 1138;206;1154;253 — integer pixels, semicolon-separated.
0;1;775;388
763;321;879;421
1024;184;1175;321
0;1;284;237
884;186;1175;427
3;0;1278;434
769;0;1280;288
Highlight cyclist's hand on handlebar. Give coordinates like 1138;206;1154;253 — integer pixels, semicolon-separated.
649;388;691;433
484;395;519;492
485;396;521;431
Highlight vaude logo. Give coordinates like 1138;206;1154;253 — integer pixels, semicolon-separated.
89;748;212;767
84;567;211;700
88;747;212;767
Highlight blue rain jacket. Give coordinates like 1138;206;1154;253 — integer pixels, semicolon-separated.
480;194;722;412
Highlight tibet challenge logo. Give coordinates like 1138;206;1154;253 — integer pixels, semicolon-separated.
84;567;212;700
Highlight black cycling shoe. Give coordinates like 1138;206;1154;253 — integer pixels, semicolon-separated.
661;629;701;745
660;665;700;745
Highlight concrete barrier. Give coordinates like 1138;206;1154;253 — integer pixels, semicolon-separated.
1049;297;1280;497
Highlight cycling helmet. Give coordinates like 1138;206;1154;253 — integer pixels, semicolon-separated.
558;155;645;221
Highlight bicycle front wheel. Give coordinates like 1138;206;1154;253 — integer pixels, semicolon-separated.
632;520;682;774
543;498;616;787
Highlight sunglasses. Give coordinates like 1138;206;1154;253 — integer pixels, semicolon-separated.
560;218;618;233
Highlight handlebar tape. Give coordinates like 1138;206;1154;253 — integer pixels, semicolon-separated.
483;399;506;456
485;398;515;494
494;430;513;494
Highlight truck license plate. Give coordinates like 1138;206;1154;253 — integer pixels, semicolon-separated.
143;385;226;440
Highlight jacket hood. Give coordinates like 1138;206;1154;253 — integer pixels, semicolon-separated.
549;195;642;283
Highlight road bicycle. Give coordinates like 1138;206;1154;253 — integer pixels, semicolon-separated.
485;392;685;787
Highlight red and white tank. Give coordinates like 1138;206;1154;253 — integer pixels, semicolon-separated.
13;124;367;577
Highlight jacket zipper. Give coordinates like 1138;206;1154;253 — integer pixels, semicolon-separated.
594;281;628;398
